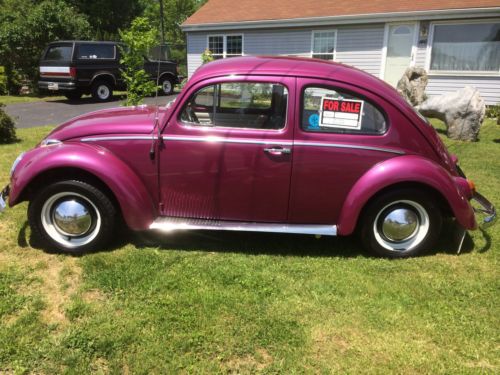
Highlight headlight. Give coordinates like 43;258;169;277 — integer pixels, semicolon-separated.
40;138;62;147
10;152;25;178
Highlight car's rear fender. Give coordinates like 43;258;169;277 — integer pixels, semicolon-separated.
9;142;156;231
337;155;476;235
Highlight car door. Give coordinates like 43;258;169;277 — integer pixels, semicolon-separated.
159;76;294;222
290;78;397;224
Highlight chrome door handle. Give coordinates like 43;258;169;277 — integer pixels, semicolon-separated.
264;147;291;155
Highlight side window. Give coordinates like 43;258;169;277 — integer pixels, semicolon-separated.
77;44;115;59
45;45;73;61
180;82;288;130
302;87;386;134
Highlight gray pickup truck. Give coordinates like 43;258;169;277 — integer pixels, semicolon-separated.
38;41;181;101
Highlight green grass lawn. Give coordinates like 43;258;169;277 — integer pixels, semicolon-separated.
0;120;498;373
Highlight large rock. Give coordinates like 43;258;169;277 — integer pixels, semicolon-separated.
417;86;485;141
397;67;428;106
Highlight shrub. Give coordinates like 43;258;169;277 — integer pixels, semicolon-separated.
201;49;214;64
119;17;158;106
0;66;7;95
0;103;18;144
485;104;500;119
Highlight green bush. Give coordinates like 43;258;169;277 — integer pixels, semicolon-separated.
0;103;18;144
0;66;7;95
485;104;500;119
119;17;158;106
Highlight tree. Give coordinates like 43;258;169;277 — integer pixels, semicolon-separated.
0;0;91;93
119;17;158;106
141;0;208;74
67;0;145;40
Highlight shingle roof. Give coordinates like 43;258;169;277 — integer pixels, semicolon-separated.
183;0;500;26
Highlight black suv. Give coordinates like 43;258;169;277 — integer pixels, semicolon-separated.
38;41;181;101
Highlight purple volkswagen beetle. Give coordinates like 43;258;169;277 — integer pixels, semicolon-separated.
0;57;496;257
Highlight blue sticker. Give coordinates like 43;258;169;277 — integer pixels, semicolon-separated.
308;114;320;129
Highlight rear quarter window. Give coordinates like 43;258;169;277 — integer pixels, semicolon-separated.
77;44;115;59
44;45;73;61
302;86;387;135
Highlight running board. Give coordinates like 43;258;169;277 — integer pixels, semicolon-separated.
150;217;337;236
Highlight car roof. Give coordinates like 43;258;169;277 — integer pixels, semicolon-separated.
47;41;121;45
191;56;411;113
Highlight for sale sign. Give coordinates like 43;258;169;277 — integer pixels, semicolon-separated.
319;97;364;130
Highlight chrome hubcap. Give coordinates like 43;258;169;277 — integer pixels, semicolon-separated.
162;81;171;93
381;208;419;242
53;199;92;236
373;200;430;252
41;192;101;249
97;85;110;99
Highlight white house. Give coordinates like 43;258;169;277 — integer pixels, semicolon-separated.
181;0;500;105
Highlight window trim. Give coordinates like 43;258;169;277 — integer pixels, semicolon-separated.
300;84;389;136
179;81;289;132
425;19;500;76
310;30;337;61
75;43;117;60
207;34;244;59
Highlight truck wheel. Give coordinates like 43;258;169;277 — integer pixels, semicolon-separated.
64;91;83;101
91;81;113;101
359;188;442;258
160;77;174;95
28;180;116;254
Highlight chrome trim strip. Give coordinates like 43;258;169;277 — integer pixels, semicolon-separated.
294;141;405;155
163;135;292;146
82;136;154;142
150;217;337;236
81;135;404;154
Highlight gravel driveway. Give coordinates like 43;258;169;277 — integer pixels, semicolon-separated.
5;94;178;128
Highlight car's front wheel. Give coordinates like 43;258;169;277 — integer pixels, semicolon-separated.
360;188;442;258
28;180;116;254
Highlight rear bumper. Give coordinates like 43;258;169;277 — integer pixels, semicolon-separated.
38;80;77;92
471;192;496;229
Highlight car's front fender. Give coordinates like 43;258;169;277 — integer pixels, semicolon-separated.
9;142;156;231
337;155;476;235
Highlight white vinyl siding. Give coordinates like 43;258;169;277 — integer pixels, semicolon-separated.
186;19;500;105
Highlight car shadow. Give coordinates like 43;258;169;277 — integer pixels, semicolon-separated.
17;219;490;259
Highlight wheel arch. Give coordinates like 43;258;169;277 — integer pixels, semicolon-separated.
10;144;157;231
158;71;176;83
337;155;476;235
90;73;116;87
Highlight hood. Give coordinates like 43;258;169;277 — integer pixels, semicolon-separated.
46;105;170;141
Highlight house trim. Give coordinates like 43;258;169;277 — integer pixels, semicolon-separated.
182;7;500;31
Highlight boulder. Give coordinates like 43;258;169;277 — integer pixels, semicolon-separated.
417;86;485;141
397;67;428;106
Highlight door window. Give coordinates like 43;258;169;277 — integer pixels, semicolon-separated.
302;87;386;134
180;82;288;130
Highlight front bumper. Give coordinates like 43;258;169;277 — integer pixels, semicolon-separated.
0;185;9;213
471;192;496;229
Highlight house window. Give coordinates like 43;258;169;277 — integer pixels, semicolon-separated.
312;31;336;60
208;35;243;59
429;21;500;73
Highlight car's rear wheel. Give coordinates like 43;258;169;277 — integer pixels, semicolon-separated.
64;91;82;101
159;77;174;95
28;180;116;254
360;188;442;258
91;81;113;101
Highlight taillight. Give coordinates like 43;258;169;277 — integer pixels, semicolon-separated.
69;67;77;78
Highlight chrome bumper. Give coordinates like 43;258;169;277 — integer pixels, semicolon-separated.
471;192;496;229
0;185;9;213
